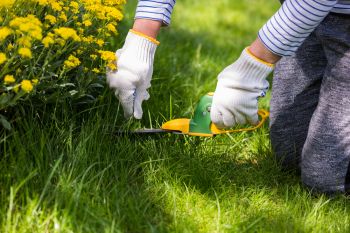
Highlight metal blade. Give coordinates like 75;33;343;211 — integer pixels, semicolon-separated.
115;128;183;136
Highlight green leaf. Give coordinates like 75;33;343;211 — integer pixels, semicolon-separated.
0;114;11;131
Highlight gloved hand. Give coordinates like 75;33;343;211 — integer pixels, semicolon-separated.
210;48;274;128
107;29;159;119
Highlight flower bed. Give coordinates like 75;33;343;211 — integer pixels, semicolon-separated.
0;0;125;128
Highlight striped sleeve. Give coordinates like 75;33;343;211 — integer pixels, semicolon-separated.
135;0;176;26
258;0;338;56
332;0;350;13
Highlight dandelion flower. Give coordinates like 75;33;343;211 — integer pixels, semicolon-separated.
0;53;7;65
10;15;43;40
45;15;57;24
96;39;104;47
0;27;12;42
54;27;80;41
42;36;55;48
18;47;32;58
64;55;81;69
106;23;116;33
21;80;33;92
17;37;32;47
0;0;14;8
98;50;115;62
50;1;62;11
69;1;79;9
83;20;92;27
35;0;49;6
107;62;117;71
59;13;67;22
4;75;15;84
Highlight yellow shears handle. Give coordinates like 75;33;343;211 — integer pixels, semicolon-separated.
210;109;269;135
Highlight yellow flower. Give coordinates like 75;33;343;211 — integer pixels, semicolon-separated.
70;1;79;9
0;53;7;65
56;38;66;47
45;15;57;24
69;1;79;13
0;27;12;42
90;54;97;60
82;36;94;43
0;0;14;8
96;39;104;47
107;62;117;71
59;13;67;22
10;15;43;40
35;0;49;6
42;36;55;48
64;55;81;69
18;47;32;58
106;23;116;33
92;68;100;73
17;37;32;47
98;50;115;62
105;7;123;21
83;20;92;27
32;79;39;85
50;1;62;11
4;75;15;84
21;80;33;93
54;27;81;41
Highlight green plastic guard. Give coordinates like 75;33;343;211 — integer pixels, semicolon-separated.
189;93;214;135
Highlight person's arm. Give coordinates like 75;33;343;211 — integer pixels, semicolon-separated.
132;19;162;39
211;0;339;128
107;1;176;119
257;0;338;57
135;0;176;27
249;38;281;64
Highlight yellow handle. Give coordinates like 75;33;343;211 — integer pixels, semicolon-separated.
210;109;269;135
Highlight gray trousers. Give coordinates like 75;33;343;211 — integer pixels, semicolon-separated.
270;13;350;193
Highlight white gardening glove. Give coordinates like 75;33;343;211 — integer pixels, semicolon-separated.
211;48;274;128
107;30;159;119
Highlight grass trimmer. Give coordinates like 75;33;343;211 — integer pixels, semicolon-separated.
118;93;269;137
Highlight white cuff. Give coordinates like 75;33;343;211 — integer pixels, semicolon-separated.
219;48;274;91
122;31;158;65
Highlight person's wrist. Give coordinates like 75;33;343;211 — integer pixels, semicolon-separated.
249;38;281;64
246;47;274;68
121;31;158;65
129;29;160;45
230;48;274;81
132;19;161;39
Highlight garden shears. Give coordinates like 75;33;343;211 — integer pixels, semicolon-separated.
118;93;269;137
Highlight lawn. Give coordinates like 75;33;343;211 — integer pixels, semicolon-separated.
2;0;350;232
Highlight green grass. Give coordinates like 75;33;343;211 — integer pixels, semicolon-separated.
2;0;350;232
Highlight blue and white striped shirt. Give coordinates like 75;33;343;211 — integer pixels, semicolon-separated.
135;0;350;56
135;0;176;26
259;0;350;56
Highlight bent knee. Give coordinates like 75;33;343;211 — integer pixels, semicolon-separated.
301;164;349;194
